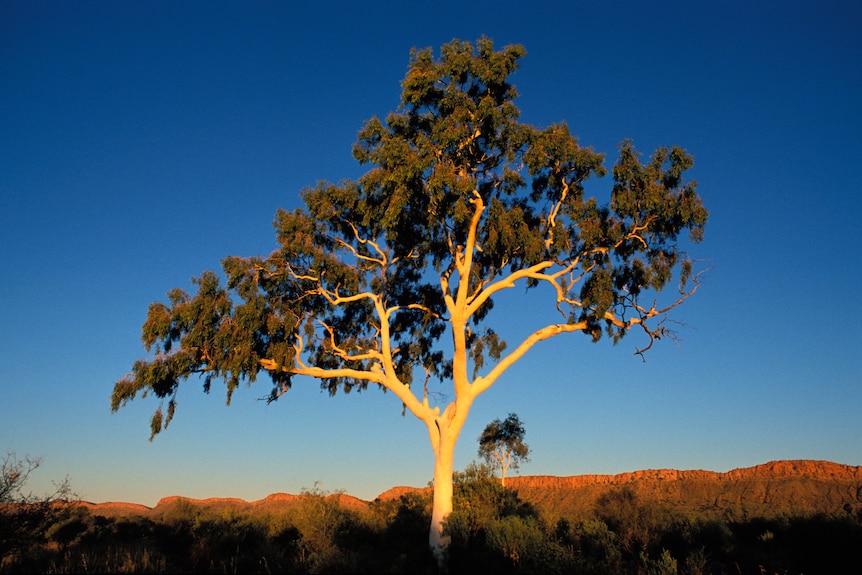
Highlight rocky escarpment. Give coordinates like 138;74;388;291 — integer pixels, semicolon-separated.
79;460;861;519
508;460;862;488
80;491;369;518
506;460;862;518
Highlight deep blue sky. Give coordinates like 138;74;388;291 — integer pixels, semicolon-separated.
2;0;860;506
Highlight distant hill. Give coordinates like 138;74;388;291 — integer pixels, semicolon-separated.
505;459;862;519
78;491;369;518
79;460;862;520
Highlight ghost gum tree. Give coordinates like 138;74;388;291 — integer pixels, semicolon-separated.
111;37;707;562
478;413;531;487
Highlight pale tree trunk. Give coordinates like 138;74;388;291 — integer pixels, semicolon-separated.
429;433;455;564
426;402;470;569
499;449;510;488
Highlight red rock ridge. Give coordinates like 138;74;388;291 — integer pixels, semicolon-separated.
155;495;248;508
254;492;300;506
76;501;151;516
505;460;862;490
75;460;860;516
376;485;431;502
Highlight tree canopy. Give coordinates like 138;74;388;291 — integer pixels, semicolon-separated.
111;36;707;560
478;413;531;486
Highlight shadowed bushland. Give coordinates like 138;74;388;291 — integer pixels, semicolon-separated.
3;462;862;574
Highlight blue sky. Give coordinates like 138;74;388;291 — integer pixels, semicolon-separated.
2;0;860;506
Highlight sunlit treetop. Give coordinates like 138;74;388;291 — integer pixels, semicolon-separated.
111;36;707;439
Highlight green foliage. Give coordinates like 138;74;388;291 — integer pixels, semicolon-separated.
372;490;435;569
112;36;708;439
447;462;528;535
287;484;363;571
444;462;575;574
44;506;91;552
483;515;563;573
594;486;676;561
577;518;625;573
477;413;531;484
640;547;679;575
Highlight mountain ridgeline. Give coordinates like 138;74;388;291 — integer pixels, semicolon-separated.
84;460;861;520
505;459;862;519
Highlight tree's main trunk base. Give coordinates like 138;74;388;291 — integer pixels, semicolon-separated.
430;532;450;571
428;417;457;572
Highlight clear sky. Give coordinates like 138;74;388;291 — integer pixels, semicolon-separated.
2;0;860;507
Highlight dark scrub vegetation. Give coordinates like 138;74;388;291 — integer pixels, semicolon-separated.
2;465;860;574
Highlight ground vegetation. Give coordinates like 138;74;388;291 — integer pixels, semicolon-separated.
3;463;859;574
